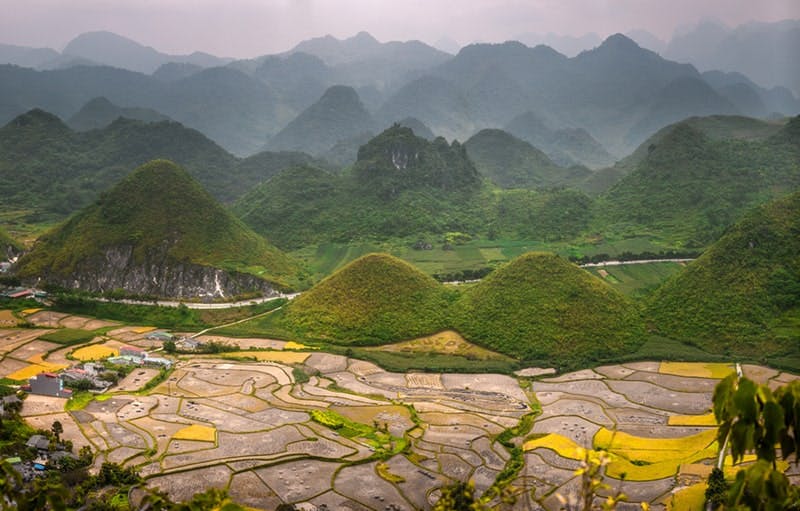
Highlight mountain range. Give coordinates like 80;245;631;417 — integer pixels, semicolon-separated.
0;109;325;221
0;29;797;160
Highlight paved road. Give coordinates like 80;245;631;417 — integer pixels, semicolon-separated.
580;258;694;268
96;292;299;310
92;258;693;308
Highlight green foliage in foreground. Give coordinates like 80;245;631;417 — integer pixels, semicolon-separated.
454;252;644;369
648;191;800;359
712;374;800;509
15;159;298;289
280;253;457;344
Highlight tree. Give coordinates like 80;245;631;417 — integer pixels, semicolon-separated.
711;374;800;509
51;420;63;444
164;340;177;354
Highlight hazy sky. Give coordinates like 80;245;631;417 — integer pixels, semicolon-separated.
1;0;797;57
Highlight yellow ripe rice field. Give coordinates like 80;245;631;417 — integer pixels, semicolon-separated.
223;351;310;364
371;330;513;361
668;413;718;426
594;428;718;481
20;308;42;315
131;326;157;334
71;344;120;361
7;362;68;381
0;310;20;326
173;424;216;442
666;483;707;511
659;361;734;379
522;433;585;460
283;341;312;350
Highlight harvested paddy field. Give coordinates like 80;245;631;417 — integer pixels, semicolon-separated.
2;313;797;510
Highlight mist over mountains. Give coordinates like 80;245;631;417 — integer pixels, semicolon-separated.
0;23;796;160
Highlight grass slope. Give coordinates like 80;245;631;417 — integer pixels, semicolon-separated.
647;191;800;359
15;159;297;286
464;128;586;188
454;252;644;368
281;253;456;344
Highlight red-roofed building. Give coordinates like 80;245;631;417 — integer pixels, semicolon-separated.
120;346;146;359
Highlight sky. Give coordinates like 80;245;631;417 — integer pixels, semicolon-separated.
0;0;797;58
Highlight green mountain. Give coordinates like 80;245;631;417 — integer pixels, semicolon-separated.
454;252;644;368
266;85;375;156
236;126;485;247
464;128;589;188
14;160;297;298
0;109;322;222
67;96;170;131
598;116;800;246
647;191;800;360
0;63;286;156
504;111;616;169
280;253;455;343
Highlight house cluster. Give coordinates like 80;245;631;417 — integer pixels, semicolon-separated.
108;345;172;368
23;344;172;398
146;330;202;351
4;434;77;482
0;287;47;300
60;362;114;392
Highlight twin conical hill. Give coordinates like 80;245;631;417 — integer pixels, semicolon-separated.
15;160;297;298
647;191;800;358
454;252;644;368
281;253;454;343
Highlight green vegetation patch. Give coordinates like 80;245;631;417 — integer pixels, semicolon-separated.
38;328;98;345
647;190;800;358
309;409;407;458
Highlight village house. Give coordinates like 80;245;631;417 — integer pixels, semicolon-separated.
120;345;147;359
25;373;72;398
143;356;172;369
146;331;174;341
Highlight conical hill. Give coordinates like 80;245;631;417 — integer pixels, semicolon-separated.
454;252;643;368
282;253;454;343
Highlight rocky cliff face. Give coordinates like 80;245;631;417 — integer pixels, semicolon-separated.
25;244;281;299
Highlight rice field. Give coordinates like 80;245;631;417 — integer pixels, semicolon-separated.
659;361;735;379
370;330;513;361
222;351;310;364
71;344;120;361
593;428;718;481
522;433;585;460
667;413;718;426
173;424;216;442
7;362;68;380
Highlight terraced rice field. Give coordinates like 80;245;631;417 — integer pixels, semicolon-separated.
3;309;799;510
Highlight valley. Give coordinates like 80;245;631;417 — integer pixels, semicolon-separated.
0;7;798;509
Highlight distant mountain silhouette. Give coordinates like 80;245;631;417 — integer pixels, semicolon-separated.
61;31;231;73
